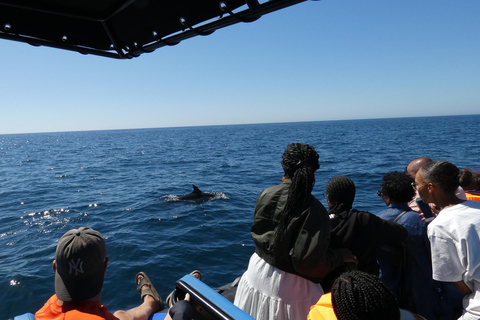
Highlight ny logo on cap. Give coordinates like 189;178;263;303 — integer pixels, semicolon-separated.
69;258;84;275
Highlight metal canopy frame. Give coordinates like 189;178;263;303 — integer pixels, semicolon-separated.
0;0;306;59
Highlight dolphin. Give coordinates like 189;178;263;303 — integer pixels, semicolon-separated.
178;185;215;201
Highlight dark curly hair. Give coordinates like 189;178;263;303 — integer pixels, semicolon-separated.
272;143;320;251
380;171;415;203
331;271;400;320
421;161;459;194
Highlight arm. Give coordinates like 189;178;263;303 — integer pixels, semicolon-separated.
165;294;194;320
454;280;472;295
290;200;345;278
367;212;408;245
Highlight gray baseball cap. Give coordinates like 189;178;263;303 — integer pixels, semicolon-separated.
54;227;107;301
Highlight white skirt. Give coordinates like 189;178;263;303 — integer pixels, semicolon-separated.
234;252;324;320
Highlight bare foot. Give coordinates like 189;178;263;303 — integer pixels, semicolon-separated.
190;270;202;281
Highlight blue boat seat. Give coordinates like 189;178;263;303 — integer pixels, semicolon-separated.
14;313;35;320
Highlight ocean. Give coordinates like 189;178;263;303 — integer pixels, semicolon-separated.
1;115;479;319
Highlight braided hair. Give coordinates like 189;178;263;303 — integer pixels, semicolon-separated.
331;271;400;320
272;143;320;252
325;176;356;215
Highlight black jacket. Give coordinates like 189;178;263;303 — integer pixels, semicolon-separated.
251;180;343;283
321;209;408;291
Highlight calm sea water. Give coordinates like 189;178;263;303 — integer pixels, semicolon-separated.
1;115;479;319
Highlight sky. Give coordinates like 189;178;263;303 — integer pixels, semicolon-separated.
1;0;479;135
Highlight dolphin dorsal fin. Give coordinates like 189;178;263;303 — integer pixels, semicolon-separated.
192;185;202;195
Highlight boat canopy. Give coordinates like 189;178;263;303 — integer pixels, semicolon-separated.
0;0;306;59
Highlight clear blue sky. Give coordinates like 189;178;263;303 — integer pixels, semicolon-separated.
1;0;479;134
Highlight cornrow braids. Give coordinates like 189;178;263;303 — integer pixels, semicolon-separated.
326;176;356;215
272;143;319;252
331;271;400;320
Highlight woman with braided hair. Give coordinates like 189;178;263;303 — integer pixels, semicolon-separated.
333;271;424;320
320;175;408;292
234;143;355;320
308;271;425;320
332;271;402;320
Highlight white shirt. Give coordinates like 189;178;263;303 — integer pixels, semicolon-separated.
428;200;480;320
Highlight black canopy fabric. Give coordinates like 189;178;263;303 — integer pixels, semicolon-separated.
0;0;305;59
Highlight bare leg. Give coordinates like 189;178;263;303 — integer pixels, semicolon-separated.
113;274;158;320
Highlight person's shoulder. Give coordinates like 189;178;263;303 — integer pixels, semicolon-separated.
257;183;284;198
397;210;423;223
427;211;452;234
376;207;400;221
35;295;61;319
310;195;325;207
308;293;335;320
441;201;480;219
304;196;328;219
261;183;281;193
462;200;480;210
352;209;375;220
345;210;377;226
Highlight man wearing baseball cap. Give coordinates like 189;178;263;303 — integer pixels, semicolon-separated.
35;227;163;320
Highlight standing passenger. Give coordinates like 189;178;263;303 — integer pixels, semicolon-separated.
234;143;354;320
406;157;466;216
320;175;407;292
417;161;480;320
377;171;462;320
406;157;437;214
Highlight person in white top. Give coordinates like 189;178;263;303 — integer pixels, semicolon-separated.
415;160;480;320
407;157;466;216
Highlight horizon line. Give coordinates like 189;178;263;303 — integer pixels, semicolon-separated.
1;113;478;136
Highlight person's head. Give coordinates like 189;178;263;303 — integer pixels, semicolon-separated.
415;161;460;195
406;157;432;179
380;171;415;205
273;143;319;251
459;168;480;191
459;169;474;190
331;271;400;320
53;227;108;302
281;143;320;183
325;176;356;211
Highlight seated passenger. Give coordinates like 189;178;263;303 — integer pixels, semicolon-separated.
308;270;425;320
377;171;462;320
320;175;407;292
35;227;188;320
234;143;355;320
